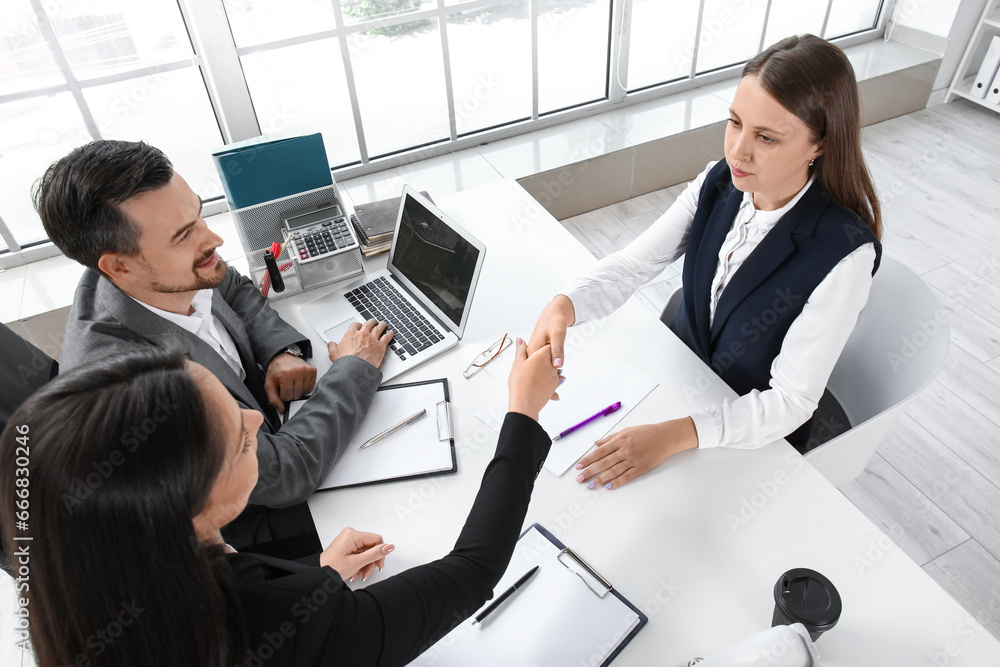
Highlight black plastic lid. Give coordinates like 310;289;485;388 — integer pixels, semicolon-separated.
773;568;842;631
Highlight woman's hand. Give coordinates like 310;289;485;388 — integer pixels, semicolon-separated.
508;338;562;422
527;295;576;368
575;417;699;490
320;526;395;583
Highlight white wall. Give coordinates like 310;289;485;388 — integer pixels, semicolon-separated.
891;0;964;38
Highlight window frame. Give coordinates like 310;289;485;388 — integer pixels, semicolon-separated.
0;0;892;267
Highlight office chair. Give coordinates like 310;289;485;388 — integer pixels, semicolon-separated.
658;258;947;488
659;285;684;327
805;256;948;487
0;322;59;434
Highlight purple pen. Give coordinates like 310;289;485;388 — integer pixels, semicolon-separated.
552;401;622;440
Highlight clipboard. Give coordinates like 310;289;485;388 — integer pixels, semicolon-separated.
409;523;648;666
289;378;456;491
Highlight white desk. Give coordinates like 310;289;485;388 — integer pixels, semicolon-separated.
274;179;1000;666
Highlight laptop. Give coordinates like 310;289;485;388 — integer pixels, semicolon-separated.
301;186;486;382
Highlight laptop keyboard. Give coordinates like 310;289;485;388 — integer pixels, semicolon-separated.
346;276;445;361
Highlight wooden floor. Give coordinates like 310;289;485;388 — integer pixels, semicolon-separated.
559;100;1000;642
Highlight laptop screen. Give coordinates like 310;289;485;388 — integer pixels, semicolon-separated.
390;192;482;330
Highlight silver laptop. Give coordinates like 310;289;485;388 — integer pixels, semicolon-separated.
301;186;486;382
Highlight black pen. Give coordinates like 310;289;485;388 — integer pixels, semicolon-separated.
472;565;539;626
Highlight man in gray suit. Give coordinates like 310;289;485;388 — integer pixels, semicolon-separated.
34;140;392;511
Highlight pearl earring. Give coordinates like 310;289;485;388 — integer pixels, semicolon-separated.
809;159;815;166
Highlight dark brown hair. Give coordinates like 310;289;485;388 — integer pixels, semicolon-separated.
32;140;174;274
744;34;882;239
0;346;246;666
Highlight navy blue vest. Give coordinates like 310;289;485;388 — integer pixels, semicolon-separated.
668;160;881;449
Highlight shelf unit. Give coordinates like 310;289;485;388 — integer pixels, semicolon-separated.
947;0;1000;111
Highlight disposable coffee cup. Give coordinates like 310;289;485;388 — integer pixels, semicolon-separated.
771;568;842;641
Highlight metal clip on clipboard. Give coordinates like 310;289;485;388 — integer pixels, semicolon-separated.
435;399;453;442
557;547;613;599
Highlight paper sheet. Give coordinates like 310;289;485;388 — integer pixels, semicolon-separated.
475;354;658;475
408;525;641;666
289;381;454;490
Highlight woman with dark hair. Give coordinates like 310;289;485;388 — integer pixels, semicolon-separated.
0;341;560;666
529;34;882;489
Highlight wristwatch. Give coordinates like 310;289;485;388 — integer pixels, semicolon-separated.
283;344;304;359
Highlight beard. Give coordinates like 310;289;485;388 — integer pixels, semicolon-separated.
148;252;229;294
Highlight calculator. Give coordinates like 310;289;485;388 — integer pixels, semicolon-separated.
280;200;359;264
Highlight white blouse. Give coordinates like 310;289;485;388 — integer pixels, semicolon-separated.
132;289;246;381
561;162;876;450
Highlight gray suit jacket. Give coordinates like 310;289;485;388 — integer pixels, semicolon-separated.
60;268;382;507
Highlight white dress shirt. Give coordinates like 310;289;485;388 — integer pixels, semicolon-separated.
133;289;247;381
562;161;876;450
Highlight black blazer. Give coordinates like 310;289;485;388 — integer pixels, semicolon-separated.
229;412;551;666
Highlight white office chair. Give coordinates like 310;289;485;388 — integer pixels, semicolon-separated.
805;256;949;487
658;258;948;488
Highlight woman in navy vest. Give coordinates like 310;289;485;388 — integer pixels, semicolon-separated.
528;34;882;490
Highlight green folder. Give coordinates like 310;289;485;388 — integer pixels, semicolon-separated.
212;132;333;209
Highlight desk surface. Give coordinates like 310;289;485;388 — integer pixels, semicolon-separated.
274;179;1000;666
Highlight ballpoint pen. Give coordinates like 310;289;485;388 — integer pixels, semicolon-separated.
358;409;427;450
552;401;622;441
472;565;539;626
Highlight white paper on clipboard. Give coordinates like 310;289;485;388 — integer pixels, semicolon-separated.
289;379;455;490
408;524;644;667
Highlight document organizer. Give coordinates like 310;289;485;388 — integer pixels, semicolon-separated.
212;132;332;210
230;182;363;298
409;524;647;667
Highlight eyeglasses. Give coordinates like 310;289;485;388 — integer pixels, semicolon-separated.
463;334;513;379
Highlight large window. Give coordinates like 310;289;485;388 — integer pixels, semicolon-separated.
0;0;886;261
0;0;222;251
